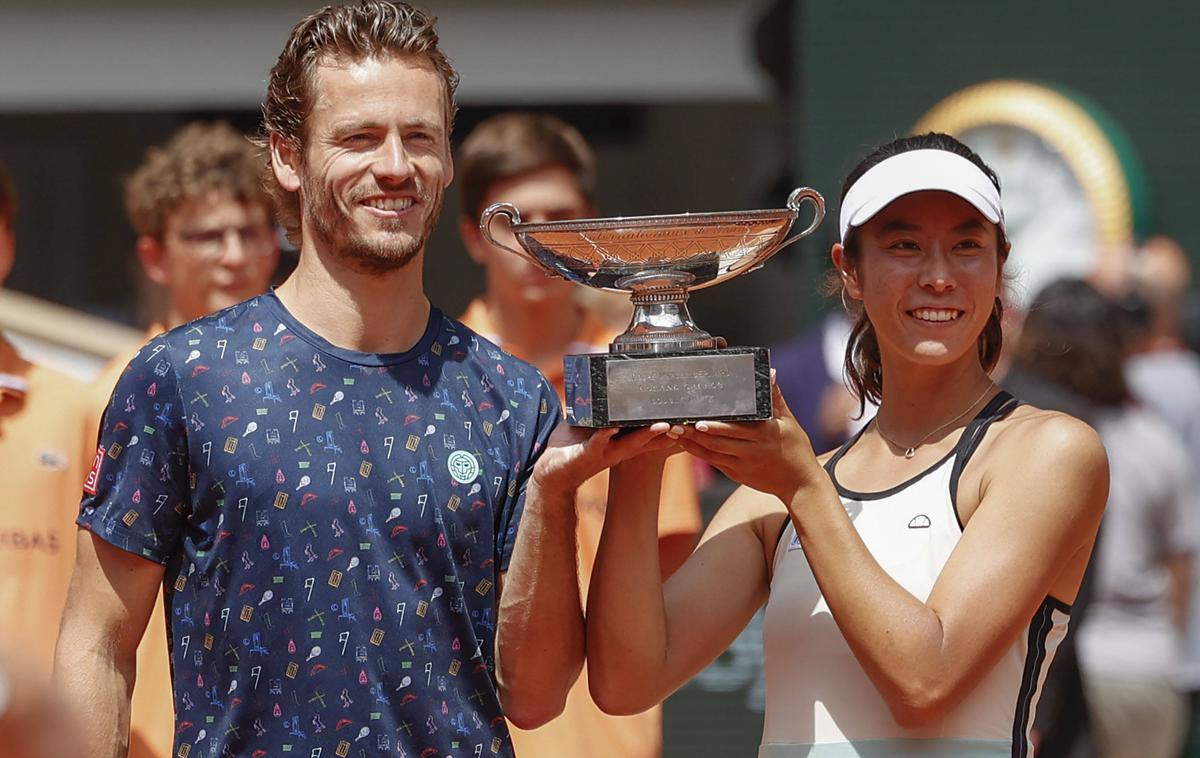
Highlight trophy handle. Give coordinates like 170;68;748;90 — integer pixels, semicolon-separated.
777;187;826;251
479;202;536;261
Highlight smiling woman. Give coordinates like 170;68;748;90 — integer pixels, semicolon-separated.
584;132;1108;758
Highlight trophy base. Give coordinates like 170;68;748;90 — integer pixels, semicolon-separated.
563;347;772;427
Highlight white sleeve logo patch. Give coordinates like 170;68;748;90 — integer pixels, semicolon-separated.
447;450;481;484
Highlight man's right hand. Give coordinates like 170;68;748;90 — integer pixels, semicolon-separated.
531;422;676;497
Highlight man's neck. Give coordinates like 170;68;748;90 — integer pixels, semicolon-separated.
275;245;431;355
482;293;584;369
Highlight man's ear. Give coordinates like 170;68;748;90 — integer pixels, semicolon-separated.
831;243;863;300
136;235;171;286
270;133;303;193
459;216;489;265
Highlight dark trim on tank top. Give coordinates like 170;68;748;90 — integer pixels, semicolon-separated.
822;391;1017;503
773;513;792;557
1011;594;1071;757
822;423;959;502
949;392;1021;531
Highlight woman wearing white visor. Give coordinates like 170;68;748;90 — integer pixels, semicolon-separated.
585;133;1107;757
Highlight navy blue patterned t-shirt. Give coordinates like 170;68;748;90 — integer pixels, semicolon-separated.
78;293;560;758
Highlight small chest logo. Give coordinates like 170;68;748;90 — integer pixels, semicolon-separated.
447;450;481;484
908;514;931;529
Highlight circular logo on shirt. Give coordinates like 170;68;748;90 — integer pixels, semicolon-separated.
447;450;481;484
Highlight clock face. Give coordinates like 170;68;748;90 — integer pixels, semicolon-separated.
961;124;1098;309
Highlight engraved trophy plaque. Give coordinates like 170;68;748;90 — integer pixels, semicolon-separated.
480;188;825;426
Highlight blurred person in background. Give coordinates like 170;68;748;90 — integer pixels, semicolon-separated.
1123;235;1200;459
79;120;280;758
457;111;701;758
0;160;89;748
1013;278;1197;758
88;120;281;425
1115;235;1200;755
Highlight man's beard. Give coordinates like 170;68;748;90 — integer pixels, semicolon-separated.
303;174;443;274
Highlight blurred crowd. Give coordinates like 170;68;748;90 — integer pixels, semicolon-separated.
1;22;1199;758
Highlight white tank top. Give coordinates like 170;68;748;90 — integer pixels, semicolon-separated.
760;393;1069;758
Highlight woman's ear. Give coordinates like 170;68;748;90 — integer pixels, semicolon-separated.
831;243;863;300
997;238;1012;289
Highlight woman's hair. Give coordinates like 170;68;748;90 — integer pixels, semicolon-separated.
1011;278;1130;407
834;132;1010;409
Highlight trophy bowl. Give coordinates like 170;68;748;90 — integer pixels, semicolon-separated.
480;188;825;426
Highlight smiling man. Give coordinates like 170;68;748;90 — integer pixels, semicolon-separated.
55;4;656;757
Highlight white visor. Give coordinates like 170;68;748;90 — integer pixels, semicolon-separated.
838;149;1004;243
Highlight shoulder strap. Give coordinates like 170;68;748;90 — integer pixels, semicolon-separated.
949;390;1021;528
823;422;871;476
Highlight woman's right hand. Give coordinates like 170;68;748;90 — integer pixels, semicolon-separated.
669;378;822;504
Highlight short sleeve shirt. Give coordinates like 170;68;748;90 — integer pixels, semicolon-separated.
78;293;560;758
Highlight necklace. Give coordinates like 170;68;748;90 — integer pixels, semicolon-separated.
874;383;996;460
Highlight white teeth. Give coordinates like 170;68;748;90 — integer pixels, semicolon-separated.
365;197;414;212
911;308;959;322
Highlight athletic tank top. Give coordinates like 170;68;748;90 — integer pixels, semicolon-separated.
760;392;1070;758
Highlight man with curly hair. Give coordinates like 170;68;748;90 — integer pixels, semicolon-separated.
86;120;280;448
79;120;280;758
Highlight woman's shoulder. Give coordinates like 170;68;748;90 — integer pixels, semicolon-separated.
982;402;1108;496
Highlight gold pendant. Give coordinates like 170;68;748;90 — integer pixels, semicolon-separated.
904;447;916;459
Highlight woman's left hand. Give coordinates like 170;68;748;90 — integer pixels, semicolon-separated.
669;377;820;503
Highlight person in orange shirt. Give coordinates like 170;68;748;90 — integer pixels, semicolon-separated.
0;160;88;753
457;112;703;758
81;121;280;758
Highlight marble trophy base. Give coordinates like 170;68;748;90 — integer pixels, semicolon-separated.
563;347;772;427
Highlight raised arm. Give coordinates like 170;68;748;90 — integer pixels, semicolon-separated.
55;531;164;758
495;423;675;728
586;454;780;715
676;390;1108;727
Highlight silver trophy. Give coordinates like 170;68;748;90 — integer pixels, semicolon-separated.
480;188;825;426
